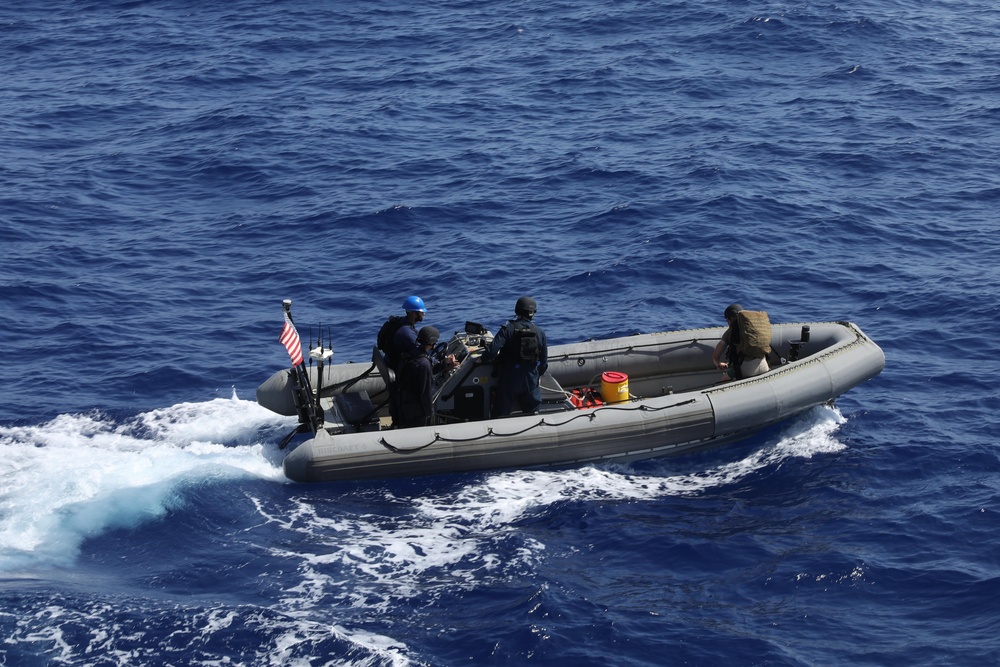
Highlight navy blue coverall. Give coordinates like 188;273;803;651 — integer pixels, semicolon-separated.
482;316;548;418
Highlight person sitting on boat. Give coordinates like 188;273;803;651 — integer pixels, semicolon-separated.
481;296;548;418
395;326;441;428
712;303;771;380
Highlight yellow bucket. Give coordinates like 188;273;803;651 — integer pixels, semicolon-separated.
600;371;629;404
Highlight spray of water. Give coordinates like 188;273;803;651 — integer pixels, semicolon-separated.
0;392;290;570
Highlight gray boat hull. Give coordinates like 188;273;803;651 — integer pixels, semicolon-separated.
258;321;884;482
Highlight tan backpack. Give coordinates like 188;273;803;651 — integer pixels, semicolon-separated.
736;310;772;359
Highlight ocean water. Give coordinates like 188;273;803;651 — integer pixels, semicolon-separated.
2;0;999;665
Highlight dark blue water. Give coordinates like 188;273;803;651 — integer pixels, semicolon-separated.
2;1;999;664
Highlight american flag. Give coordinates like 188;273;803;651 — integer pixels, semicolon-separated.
280;311;304;367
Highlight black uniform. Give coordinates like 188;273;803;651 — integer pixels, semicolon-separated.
396;351;434;428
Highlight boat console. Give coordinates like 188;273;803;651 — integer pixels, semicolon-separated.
432;321;572;423
432;322;496;423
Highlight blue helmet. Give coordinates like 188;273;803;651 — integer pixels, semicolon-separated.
402;295;426;313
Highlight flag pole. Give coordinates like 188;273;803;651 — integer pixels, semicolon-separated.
281;300;322;435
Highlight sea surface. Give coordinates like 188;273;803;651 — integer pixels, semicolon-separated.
2;0;999;665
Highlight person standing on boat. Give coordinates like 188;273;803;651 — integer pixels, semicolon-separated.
713;303;770;380
379;295;457;372
482;296;548;418
376;295;427;372
395;326;440;428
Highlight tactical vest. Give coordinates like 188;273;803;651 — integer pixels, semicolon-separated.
505;321;540;365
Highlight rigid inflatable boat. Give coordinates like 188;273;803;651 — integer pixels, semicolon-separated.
257;306;885;483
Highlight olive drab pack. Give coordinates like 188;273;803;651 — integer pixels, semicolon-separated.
735;310;772;359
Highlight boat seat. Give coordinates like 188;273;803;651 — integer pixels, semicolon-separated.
372;346;396;389
334;391;380;432
372;346;398;422
539;370;575;412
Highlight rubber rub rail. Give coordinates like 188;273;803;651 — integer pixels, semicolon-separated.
379;398;698;454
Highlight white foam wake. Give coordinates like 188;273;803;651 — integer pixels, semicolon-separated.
0;392;291;571
240;405;848;666
418;403;848;524
263;405;848;614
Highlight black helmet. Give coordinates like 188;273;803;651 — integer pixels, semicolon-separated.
417;326;440;346
724;303;744;320
515;296;537;317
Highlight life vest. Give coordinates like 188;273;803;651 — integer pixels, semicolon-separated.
569;387;604;409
